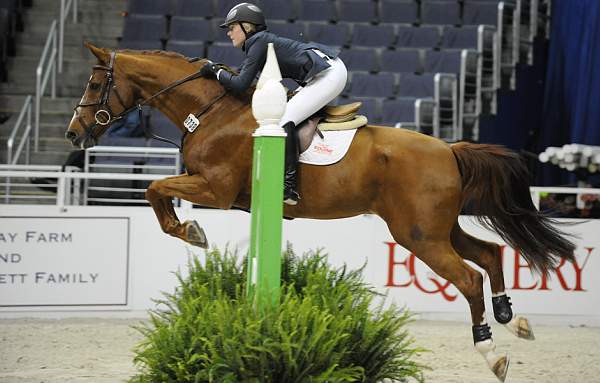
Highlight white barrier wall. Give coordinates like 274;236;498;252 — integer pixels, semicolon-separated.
1;205;598;325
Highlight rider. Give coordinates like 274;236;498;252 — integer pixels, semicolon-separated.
199;2;348;205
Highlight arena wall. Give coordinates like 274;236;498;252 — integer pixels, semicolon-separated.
1;205;598;326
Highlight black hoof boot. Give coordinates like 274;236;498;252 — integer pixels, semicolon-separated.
492;294;513;324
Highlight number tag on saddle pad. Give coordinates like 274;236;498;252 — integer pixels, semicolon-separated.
184;114;200;133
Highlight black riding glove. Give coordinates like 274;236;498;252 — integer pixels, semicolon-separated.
199;61;219;79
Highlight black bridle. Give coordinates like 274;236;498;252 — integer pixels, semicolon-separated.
74;50;227;150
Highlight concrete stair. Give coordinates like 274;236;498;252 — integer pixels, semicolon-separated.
0;0;127;168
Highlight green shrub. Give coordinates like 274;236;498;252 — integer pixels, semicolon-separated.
130;246;426;383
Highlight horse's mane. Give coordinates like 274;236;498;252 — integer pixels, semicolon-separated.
117;49;257;101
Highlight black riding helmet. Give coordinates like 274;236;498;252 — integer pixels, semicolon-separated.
219;2;267;38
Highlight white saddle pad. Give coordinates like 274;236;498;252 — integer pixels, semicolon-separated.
299;129;357;166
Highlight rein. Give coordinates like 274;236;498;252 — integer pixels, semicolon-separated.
75;51;226;150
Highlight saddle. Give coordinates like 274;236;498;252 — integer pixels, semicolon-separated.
318;102;368;131
297;101;368;153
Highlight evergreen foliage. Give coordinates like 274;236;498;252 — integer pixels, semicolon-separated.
130;246;426;383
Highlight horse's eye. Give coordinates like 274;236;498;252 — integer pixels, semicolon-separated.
89;83;101;90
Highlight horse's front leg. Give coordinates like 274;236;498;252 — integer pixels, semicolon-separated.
145;173;222;248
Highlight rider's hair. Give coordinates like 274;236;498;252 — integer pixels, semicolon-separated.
241;22;256;33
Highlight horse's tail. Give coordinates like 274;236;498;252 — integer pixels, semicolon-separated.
451;141;576;275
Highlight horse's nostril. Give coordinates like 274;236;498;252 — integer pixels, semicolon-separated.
65;130;78;141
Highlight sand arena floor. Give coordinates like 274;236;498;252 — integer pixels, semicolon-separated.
0;318;598;382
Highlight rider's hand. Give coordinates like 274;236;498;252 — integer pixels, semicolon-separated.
199;61;219;78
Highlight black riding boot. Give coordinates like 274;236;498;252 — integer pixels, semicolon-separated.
283;121;300;205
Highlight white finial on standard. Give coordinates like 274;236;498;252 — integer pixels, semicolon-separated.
252;43;287;137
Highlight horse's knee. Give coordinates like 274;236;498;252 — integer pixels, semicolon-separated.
145;180;161;201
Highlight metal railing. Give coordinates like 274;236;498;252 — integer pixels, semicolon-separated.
35;19;58;152
59;0;78;73
6;95;33;165
29;0;78;153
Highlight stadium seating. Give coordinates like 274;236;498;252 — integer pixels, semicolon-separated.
339;48;378;73
351;24;395;48
381;98;418;127
337;0;377;24
420;1;461;26
380;49;422;74
127;0;174;16
269;20;306;40
349;72;396;98
170;17;213;42
297;0;337;22
378;0;418;24
395;25;440;49
114;0;534;143
305;22;349;47
258;0;296;21
174;0;213;18
121;14;167;45
166;40;205;58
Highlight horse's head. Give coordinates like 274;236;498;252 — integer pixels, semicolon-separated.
65;42;138;149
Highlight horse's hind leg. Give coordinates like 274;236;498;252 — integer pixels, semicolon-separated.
399;236;510;382
146;173;222;248
451;223;535;340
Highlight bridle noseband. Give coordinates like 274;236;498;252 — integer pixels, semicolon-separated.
74;50;227;149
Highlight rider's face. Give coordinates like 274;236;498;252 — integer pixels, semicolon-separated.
227;23;246;49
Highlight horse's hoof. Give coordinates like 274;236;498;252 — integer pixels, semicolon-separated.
185;220;208;248
505;316;535;340
491;354;510;382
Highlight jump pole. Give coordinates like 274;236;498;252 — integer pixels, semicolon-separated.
247;43;287;307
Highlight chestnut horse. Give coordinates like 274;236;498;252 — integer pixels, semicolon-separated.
66;44;575;382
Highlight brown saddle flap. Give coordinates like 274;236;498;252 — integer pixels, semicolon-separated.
323;102;362;123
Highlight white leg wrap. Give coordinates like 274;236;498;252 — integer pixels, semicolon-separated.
475;338;510;382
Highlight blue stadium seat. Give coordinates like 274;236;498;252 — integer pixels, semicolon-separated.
268;20;306;40
351;24;395;48
379;0;418;24
149;112;182;142
297;0;337;22
259;0;296;20
305;22;349;47
380;49;422;73
441;26;480;49
337;0;376;23
424;50;462;73
343;96;381;123
420;1;461;25
397;73;435;98
121;14;167;42
166;40;206;58
463;1;499;26
170;17;212;41
339;47;378;72
174;0;213;18
381;98;417;126
119;39;163;50
211;19;230;43
127;0;174;16
395;25;440;48
207;42;246;67
350;72;396;98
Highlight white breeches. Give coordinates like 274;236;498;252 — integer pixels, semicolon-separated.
279;54;348;127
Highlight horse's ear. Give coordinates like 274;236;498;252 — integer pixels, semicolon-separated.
85;41;109;64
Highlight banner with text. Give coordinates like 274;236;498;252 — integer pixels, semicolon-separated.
0;217;129;307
